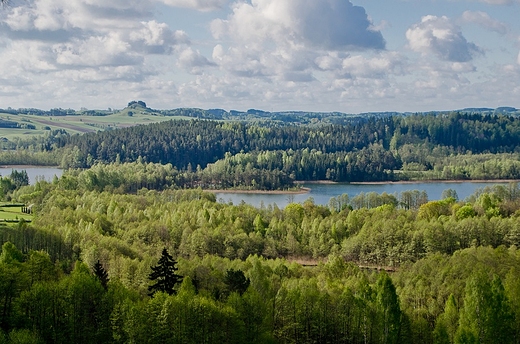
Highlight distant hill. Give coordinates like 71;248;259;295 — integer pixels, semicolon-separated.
0;104;518;142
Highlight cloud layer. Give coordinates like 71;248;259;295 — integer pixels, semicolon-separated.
0;0;518;112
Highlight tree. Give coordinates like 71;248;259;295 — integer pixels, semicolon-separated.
93;260;109;290
9;170;29;188
375;272;402;344
456;272;514;344
434;294;459;344
148;248;183;296
224;269;250;296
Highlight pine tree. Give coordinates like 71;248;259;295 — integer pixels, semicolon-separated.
148;248;183;296
93;260;109;290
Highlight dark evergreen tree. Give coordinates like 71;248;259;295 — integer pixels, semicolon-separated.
93;260;109;290
148;248;183;296
224;269;250;296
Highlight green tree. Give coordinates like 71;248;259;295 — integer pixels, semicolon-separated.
456;272;514;344
434;294;459;344
376;272;402;344
148;248;183;296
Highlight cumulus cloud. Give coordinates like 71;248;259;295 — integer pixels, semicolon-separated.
159;0;229;11
212;44;271;78
461;11;508;35
54;35;139;67
406;15;483;62
338;52;406;79
0;0;199;75
211;0;385;51
129;21;189;54
209;0;389;94
177;47;216;74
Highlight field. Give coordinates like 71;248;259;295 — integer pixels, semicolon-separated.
0;203;32;222
0;109;190;140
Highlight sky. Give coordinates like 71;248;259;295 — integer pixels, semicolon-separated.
0;0;519;113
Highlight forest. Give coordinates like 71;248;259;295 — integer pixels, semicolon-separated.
1;164;520;343
1;110;520;342
4;111;520;191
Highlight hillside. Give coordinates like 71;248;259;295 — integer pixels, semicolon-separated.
0;104;518;141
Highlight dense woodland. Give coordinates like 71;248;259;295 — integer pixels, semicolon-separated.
0;165;520;342
5;111;520;190
1;110;520;342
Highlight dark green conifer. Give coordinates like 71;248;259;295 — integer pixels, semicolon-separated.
224;269;250;296
148;248;183;296
93;260;109;290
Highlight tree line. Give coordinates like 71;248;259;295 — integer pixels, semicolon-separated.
44;112;520;169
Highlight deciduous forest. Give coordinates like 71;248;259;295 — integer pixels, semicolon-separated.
1;110;520;343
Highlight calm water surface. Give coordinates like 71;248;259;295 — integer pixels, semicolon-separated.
0;166;63;184
216;181;513;208
0;166;510;208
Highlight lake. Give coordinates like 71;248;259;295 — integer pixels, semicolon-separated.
0;166;512;208
0;166;63;184
215;181;514;208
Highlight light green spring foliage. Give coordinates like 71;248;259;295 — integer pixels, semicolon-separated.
1;171;520;342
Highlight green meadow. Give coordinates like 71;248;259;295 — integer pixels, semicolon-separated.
0;109;188;140
0;203;32;222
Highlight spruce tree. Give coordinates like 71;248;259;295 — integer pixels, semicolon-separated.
148;248;183;296
93;260;109;290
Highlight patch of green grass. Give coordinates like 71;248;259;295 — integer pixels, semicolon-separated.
0;111;186;141
0;206;32;221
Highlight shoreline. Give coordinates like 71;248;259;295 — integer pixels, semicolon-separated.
205;187;311;195
349;179;520;185
204;179;519;195
0;165;61;169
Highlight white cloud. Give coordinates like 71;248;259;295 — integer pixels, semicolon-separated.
177;47;216;74
159;0;229;11
0;0;199;75
54;35;138;67
406;15;483;62
211;0;385;51
461;11;508;35
209;0;391;99
338;52;406;79
129;21;189;54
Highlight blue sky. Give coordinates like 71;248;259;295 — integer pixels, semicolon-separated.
0;0;519;113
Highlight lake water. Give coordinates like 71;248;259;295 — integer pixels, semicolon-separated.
0;166;63;184
0;166;511;208
215;181;514;208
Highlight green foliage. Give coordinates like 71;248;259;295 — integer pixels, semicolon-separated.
2;168;520;342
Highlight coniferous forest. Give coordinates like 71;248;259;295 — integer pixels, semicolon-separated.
2;110;520;343
6;111;520;189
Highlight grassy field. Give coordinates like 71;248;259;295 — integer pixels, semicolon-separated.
0;109;191;141
0;203;32;222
